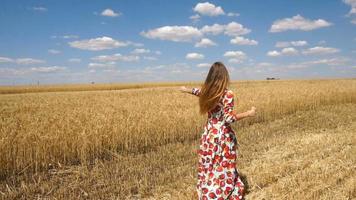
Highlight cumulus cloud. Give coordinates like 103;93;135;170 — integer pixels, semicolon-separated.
0;57;45;65
267;51;281;57
195;38;217;47
0;57;13;63
286;57;350;69
0;65;67;77
201;22;251;36
186;53;204;60
69;36;129;51
197;63;211;68
190;14;201;23
281;47;299;55
200;23;225;35
230;36;258;45
269;14;332;32
224;22;251;36
275;40;308;48
302;46;340;55
193;2;225;16
343;0;356;15
16;58;46;65
224;51;247;63
131;48;150;54
267;47;299;56
30;66;66;73
91;53;139;62
88;62;116;69
304;57;349;66
141;26;203;42
101;8;121;17
51;35;79;39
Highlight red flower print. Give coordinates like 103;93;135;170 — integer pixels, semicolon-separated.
193;88;244;199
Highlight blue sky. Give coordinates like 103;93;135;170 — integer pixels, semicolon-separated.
0;0;355;85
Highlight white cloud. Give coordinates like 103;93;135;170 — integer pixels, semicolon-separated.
0;57;13;63
224;51;247;63
303;57;349;66
282;47;299;55
200;23;225;35
63;35;79;39
0;68;25;76
230;36;258;45
201;22;250;36
275;40;308;48
141;26;203;42
343;0;356;15
227;12;240;17
267;50;281;57
68;58;81;63
88;62;116;69
0;57;46;65
195;38;217;47
224;22;251;36
228;58;244;64
351;18;356;24
32;7;47;12
30;66;66;73
197;63;211;68
16;58;46;65
190;14;201;22
91;53;139;62
48;49;61;54
302;46;340;55
193;2;225;16
186;53;204;60
269;14;332;32
286;57;350;69
131;48;150;54
101;8;121;17
125;41;144;47
69;36;129;51
52;35;79;39
267;47;299;56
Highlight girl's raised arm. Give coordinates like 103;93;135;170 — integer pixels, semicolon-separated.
179;86;201;97
223;90;256;123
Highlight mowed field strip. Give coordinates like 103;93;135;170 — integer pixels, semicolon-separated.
0;79;355;199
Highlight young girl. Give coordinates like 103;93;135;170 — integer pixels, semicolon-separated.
179;61;256;200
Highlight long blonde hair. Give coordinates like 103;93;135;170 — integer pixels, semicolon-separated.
199;62;230;115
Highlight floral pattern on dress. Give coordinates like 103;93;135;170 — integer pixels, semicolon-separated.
192;87;244;200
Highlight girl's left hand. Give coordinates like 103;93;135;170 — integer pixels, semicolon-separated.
179;86;188;93
248;106;256;117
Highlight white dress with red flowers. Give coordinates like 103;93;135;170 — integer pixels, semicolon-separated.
192;87;244;200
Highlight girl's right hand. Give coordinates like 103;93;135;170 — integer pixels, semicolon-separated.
248;106;256;117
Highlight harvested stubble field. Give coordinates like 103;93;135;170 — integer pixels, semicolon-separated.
0;79;355;200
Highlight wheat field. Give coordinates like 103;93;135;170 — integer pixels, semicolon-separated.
0;79;355;200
